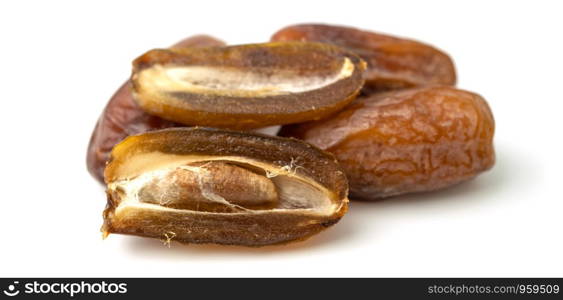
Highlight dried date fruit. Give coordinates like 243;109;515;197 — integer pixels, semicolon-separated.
86;35;225;183
131;42;366;129
171;34;227;49
102;127;349;246
271;24;456;91
280;86;495;200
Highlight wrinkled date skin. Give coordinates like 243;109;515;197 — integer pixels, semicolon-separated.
131;42;366;129
272;24;456;91
280;86;495;200
103;128;349;246
86;35;226;183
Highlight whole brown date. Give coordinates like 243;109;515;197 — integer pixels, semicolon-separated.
279;86;495;199
86;35;225;183
272;24;456;91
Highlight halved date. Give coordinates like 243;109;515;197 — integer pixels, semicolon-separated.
86;35;225;183
280;86;495;200
103;128;349;246
272;24;456;91
131;42;366;129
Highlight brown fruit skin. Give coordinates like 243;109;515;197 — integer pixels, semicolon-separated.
131;42;366;129
171;35;227;48
271;24;456;91
279;86;495;200
103;128;349;246
86;35;225;183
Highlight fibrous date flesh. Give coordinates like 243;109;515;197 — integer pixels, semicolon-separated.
271;24;456;91
280;86;495;199
103;128;349;246
131;42;366;129
86;35;225;183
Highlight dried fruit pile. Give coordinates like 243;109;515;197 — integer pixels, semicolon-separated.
87;25;495;247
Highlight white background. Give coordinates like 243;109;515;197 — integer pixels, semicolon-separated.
1;0;562;277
